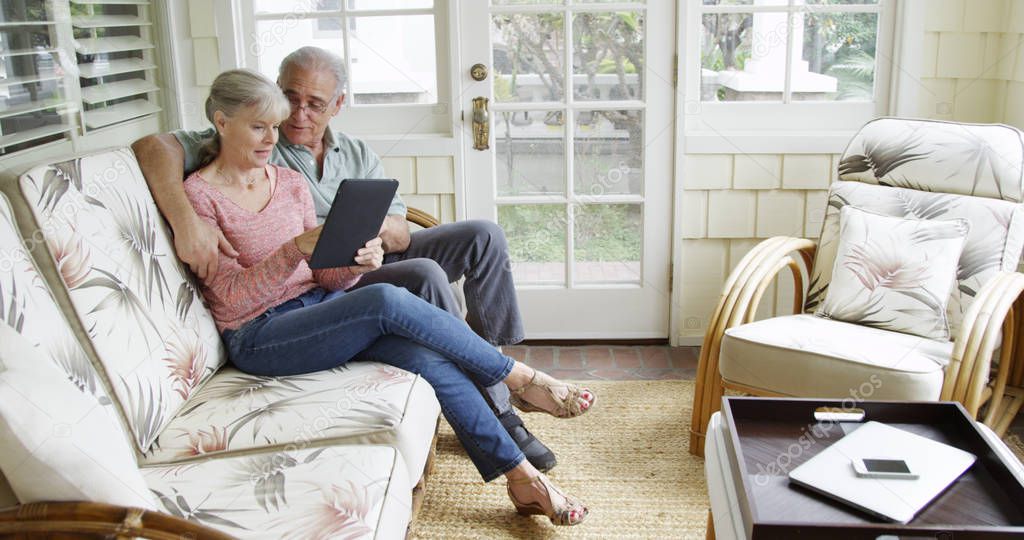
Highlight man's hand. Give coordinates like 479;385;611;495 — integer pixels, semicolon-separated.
348;237;384;275
378;214;410;254
132;133;239;279
178;217;238;280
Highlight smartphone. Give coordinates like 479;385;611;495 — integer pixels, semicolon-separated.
851;458;919;480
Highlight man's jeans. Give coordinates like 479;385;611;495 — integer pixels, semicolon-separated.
222;285;526;481
348;220;523;418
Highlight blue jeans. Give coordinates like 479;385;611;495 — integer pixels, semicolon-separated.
350;221;524;416
221;284;526;481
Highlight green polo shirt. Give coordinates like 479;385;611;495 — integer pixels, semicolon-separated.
172;127;406;221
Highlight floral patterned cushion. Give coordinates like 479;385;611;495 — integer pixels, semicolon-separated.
141;361;440;486
815;206;969;340
0;193;115;414
142;444;410;540
806;182;1024;340
15;149;228;453
839;118;1024;203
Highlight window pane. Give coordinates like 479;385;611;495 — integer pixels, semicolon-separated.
0;23;54;55
254;0;337;14
572;12;643;102
352;0;433;8
574;204;641;284
0;76;72;154
702;0;754;4
253;19;342;83
576;0;645;3
0;0;49;23
806;0;878;4
496;110;566;197
800;12;878;101
349;16;437;104
492;0;564;5
0;0;77;156
492;13;565;103
574;110;642;196
700;13;761;102
499;204;566;285
253;15;437;105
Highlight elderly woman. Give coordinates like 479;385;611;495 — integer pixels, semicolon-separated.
183;69;594;526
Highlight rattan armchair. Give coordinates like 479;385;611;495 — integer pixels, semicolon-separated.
0;502;233;539
689;119;1024;457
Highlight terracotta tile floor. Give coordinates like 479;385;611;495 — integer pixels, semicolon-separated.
508;344;1024;439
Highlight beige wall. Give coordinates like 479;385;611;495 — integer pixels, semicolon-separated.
181;1;457;224
917;0;1024;127
676;155;835;341
382;157;457;225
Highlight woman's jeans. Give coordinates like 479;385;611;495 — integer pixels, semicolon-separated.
221;284;525;481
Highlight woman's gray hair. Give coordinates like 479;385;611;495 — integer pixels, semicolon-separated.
279;46;347;98
198;68;290;166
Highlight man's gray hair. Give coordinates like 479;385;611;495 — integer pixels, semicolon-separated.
279;46;347;98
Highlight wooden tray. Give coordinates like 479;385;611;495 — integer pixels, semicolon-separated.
721;397;1024;539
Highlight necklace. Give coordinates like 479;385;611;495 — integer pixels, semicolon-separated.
216;166;260;190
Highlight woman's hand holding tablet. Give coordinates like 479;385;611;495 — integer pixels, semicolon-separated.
307;179;399;269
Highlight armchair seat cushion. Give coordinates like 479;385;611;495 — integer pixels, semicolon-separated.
142;444;410;540
720;314;952;400
141;362;440;487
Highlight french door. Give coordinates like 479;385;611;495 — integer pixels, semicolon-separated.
458;0;675;339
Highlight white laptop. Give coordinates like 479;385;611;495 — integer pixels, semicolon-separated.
788;421;976;524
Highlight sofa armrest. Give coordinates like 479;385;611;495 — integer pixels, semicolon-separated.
0;501;234;539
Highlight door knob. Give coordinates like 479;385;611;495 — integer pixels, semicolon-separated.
470;63;488;81
472;97;489;151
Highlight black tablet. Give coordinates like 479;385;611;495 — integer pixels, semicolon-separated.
308;179;399;269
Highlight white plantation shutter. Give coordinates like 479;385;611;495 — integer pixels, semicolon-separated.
0;1;78;154
72;0;160;130
0;0;161;157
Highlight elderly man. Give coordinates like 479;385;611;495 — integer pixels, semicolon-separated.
131;46;556;472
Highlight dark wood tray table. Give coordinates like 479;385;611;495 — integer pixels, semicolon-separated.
721;397;1024;539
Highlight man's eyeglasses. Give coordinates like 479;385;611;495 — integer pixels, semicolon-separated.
287;97;330;115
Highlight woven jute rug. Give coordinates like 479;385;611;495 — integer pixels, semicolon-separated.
407;380;1024;539
408;380;708;539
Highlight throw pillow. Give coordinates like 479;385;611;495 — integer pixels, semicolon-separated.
815;206;969;341
0;323;156;509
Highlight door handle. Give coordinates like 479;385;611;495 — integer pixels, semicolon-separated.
472;97;489;151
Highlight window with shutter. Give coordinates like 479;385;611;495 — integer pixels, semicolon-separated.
0;0;161;158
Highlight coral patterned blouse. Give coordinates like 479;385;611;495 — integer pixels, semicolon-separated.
184;165;360;331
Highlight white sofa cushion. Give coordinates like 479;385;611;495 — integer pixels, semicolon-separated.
816;206;969;340
142;362;440;486
15;150;228;452
0;192;115;421
806;181;1024;340
142;444;410;540
0;323;156;509
721;314;951;401
838;118;1024;203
